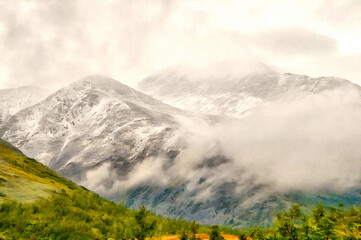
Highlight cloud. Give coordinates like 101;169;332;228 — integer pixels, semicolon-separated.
317;0;361;25
111;156;170;191
1;0;361;89
217;88;361;192
82;162;111;192
252;27;338;56
89;86;361;199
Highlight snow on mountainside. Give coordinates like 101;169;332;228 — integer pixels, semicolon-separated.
0;75;289;227
0;86;53;126
0;75;190;173
1;74;361;227
138;67;360;118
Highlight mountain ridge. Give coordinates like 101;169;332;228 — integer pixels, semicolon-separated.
138;69;361;118
0;75;195;195
1;73;361;227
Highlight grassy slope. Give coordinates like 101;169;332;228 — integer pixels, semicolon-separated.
0;139;221;239
0;138;78;202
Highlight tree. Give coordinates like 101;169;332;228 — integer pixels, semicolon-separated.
349;205;358;217
249;227;265;240
275;213;297;240
318;215;336;240
289;204;302;222
238;232;247;240
190;220;199;240
336;202;345;219
300;216;311;240
133;205;156;240
180;230;188;240
312;203;326;223
209;225;224;240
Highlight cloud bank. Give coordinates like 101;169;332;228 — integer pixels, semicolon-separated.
1;0;361;90
82;87;361;198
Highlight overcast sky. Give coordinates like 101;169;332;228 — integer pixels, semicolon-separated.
1;0;361;89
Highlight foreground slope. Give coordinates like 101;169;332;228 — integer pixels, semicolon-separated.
0;138;211;239
0;138;78;202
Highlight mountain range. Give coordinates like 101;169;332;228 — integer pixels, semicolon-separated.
138;67;360;118
1;69;361;227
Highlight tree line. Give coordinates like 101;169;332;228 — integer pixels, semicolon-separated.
234;203;361;240
0;188;360;239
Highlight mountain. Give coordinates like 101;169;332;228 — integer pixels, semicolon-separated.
0;86;53;127
0;75;208;201
136;68;361;225
0;75;282;226
138;67;360;118
1;74;361;228
0;75;189;173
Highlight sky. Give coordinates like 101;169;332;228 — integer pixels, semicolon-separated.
1;0;361;89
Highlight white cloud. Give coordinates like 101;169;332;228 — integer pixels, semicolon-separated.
106;87;361;196
0;0;361;89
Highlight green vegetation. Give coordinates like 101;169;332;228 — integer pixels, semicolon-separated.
134;205;156;240
0;188;212;239
0;138;211;239
190;220;200;240
231;203;361;239
0;138;360;239
0;138;78;203
209;225;225;240
180;229;188;240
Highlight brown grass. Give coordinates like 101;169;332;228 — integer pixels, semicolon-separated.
154;234;250;240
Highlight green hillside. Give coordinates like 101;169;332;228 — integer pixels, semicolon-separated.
0;139;209;239
0;138;79;203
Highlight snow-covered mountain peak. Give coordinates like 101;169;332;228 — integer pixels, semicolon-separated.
138;68;361;118
279;73;357;90
0;75;189;170
69;75;138;98
73;75;121;87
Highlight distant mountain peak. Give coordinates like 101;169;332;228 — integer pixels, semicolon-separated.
65;75;143;100
74;75;120;86
138;68;361;118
